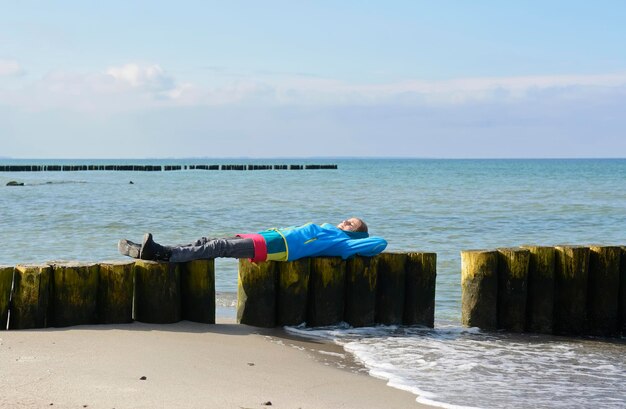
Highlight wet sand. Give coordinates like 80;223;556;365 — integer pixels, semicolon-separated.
0;319;431;408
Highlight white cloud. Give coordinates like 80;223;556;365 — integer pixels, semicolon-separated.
0;59;24;76
395;73;626;104
0;63;193;114
1;61;626;116
2;67;626;158
255;73;626;106
106;63;175;92
129;70;619;107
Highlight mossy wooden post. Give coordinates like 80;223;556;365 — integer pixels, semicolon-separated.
277;259;310;326
461;250;498;330
345;256;378;327
587;246;620;337
404;252;437;327
521;246;555;334
237;260;276;327
307;257;346;327
1;266;14;330
375;252;407;325
496;248;530;332
134;261;181;324
620;246;626;335
51;262;99;327
553;246;589;335
180;259;215;324
98;261;134;324
9;264;52;329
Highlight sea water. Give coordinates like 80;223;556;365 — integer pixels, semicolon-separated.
1;158;625;408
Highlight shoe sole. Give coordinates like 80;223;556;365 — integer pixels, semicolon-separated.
118;239;141;258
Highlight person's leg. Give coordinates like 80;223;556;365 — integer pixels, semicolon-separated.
118;238;141;258
187;237;221;247
119;234;255;262
138;233;172;261
169;237;254;262
134;236;227;251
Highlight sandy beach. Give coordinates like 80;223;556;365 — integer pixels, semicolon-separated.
0;319;430;409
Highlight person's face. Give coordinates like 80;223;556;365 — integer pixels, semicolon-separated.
337;218;362;232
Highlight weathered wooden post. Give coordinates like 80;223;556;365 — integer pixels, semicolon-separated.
0;266;14;329
461;250;498;330
345;256;377;327
237;260;277;327
521;246;555;334
496;248;530;332
375;252;407;325
277;259;310;326
51;262;99;327
9;264;52;329
307;257;345;327
587;246;620;337
553;246;589;335
98;261;134;324
404;252;437;327
134;261;181;324
180;259;215;324
618;246;626;336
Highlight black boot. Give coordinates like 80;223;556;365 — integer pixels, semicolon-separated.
140;233;172;261
118;238;141;258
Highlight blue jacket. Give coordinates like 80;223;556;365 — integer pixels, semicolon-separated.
276;223;387;261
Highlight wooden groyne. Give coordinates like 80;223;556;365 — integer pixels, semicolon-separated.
461;245;626;337
1;260;215;329
0;164;337;172
237;252;437;328
1;252;435;330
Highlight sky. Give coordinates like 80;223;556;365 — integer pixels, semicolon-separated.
1;1;625;158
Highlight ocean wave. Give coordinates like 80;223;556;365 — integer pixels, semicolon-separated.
287;323;626;409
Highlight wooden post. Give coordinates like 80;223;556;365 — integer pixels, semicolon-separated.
0;266;14;330
277;259;310;326
521;246;555;334
134;261;181;324
618;246;626;336
237;260;277;328
98;261;134;324
9;264;52;329
461;250;498;330
587;246;620;337
345;256;378;327
497;248;530;332
51;262;99;327
307;257;346;327
553;246;589;335
375;252;407;325
180;259;215;324
404;252;437;327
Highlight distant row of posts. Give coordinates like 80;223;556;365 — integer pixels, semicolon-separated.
0;164;338;172
0;252;437;330
461;245;626;337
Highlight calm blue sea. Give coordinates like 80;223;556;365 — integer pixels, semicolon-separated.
1;158;625;408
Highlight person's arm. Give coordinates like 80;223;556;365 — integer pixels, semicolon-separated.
316;236;388;259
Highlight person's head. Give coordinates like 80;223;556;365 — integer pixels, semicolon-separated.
337;217;368;233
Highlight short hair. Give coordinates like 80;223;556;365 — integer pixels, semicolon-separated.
354;218;368;233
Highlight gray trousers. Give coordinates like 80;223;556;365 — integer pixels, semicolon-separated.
169;236;255;263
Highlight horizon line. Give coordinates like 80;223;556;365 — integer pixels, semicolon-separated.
1;156;626;161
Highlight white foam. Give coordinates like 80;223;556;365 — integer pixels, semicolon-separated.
215;291;237;307
286;323;626;408
317;350;346;359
